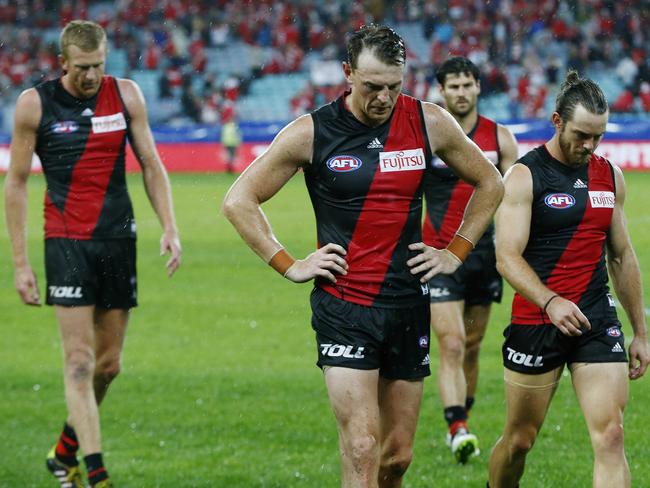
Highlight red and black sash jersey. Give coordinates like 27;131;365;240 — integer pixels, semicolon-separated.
35;76;135;240
512;145;618;325
422;115;500;251
306;92;433;308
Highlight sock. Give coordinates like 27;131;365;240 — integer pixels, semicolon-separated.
55;423;79;466
444;405;468;429
84;453;109;485
466;396;475;413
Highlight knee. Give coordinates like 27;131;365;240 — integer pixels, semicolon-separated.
380;447;413;479
507;428;538;457
593;420;625;454
438;333;465;362
345;433;379;465
64;348;95;384
464;341;481;363
95;356;121;384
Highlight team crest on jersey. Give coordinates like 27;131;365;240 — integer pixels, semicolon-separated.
606;326;622;338
326;155;363;172
51;121;79;133
91;113;127;134
379;148;426;172
544;193;575;209
418;336;429;348
588;191;615;208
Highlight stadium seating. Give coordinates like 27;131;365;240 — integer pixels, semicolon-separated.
1;1;649;132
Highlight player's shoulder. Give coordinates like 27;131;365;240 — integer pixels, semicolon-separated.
16;87;41;108
276;113;314;145
503;163;533;200
115;77;143;99
14;87;42;127
420;100;458;133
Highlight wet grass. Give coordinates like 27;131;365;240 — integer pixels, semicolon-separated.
1;172;649;487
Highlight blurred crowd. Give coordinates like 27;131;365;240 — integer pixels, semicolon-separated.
0;0;649;124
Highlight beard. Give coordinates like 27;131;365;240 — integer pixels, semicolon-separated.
559;129;592;167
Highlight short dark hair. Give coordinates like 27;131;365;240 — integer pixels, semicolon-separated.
347;24;406;70
60;20;107;58
436;57;480;85
555;70;608;121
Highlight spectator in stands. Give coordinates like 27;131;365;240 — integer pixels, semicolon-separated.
180;74;201;123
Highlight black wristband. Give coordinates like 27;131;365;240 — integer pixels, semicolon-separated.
543;294;560;314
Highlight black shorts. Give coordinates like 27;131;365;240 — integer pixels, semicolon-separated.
310;287;431;380
45;238;137;309
428;247;502;305
502;318;628;374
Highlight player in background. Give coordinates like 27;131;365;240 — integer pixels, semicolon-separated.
488;71;649;488
422;57;518;463
223;25;503;487
4;20;181;488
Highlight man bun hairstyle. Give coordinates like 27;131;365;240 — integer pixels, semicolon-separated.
347;24;406;70
436;56;480;85
60;20;107;58
555;70;608;122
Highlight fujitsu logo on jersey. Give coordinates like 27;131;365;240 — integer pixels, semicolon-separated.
588;191;615;208
326;155;363;172
91;113;127;134
544;193;575;209
48;286;83;298
379;148;426;172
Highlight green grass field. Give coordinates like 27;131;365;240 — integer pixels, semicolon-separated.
1;172;649;487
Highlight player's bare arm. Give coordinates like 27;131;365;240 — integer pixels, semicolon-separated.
606;165;649;379
4;88;42;305
407;103;504;282
222;115;347;283
496;163;590;336
497;123;519;175
118;78;181;276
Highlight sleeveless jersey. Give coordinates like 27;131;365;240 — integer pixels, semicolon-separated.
511;145;617;325
306;92;433;308
422;115;500;251
36;76;135;240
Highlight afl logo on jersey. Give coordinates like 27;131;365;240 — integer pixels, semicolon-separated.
52;121;79;134
326;155;363;172
544;193;575;209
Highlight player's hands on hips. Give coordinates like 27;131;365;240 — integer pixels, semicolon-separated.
406;242;461;282
160;231;182;277
14;264;41;306
284;243;348;283
545;296;591;336
628;335;650;380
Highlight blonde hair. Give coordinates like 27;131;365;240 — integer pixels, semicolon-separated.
60;20;107;58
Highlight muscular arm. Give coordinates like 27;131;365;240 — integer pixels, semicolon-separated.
426;103;504;245
606;165;649;379
497;123;519;175
407;103;504;281
4;88;41;305
496;164;590;336
222;115;347;283
118;79;181;276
